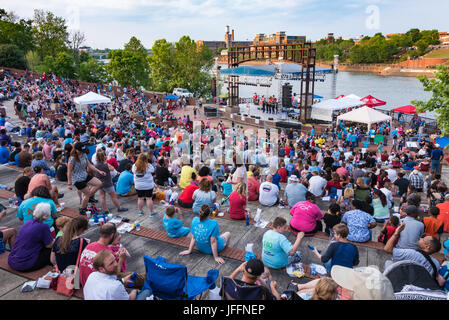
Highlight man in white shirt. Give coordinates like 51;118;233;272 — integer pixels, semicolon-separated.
259;174;280;206
84;250;151;300
386;164;398;183
307;171;327;197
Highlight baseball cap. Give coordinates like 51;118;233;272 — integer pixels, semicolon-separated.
245;259;265;277
74;142;87;153
290;175;299;182
331;265;394;300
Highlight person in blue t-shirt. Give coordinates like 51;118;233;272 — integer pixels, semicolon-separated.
430;145;444;174
162;206;190;238
116;163;136;196
179;204;231;264
311;223;359;274
16;186;58;229
0;140;9;164
262;217;305;269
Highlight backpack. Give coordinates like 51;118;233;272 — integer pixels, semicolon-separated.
220;277;271;300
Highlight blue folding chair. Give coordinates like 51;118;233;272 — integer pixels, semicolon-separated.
142;255;218;300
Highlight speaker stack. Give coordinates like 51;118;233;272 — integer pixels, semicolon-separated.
282;83;292;108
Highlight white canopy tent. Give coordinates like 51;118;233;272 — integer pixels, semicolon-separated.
310;96;365;122
336;106;392;129
74;91;111;107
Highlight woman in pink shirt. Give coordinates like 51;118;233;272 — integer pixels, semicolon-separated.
289;192;323;236
42;139;53;161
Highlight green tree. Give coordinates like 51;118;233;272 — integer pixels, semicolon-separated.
0;9;34;54
420;29;440;46
36;55;55;74
148;39;176;92
32;9;69;60
79;51;90;64
25;50;41;71
0;44;27;69
124;36;147;57
53;51;75;78
107;49;151;89
412;65;449;133
79;58;110;84
415;38;429;56
173;36;213;97
406;28;422;43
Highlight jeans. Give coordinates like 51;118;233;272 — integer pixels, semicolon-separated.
431;159;441;173
136;289;153;300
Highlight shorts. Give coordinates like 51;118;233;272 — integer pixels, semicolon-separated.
74;175;93;190
101;186;115;194
136;188;153;198
220;235;227;249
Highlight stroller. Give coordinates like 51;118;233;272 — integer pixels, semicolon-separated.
141;255;218;300
383;260;446;300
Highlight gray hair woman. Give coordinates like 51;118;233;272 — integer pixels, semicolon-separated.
8;202;55;272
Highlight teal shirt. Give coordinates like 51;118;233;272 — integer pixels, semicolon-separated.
16;197;57;228
262;229;293;269
162;214;190;238
190;217;223;255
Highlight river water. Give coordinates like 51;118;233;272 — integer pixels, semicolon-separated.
219;69;436;119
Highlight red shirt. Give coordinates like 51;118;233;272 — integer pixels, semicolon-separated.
178;184;199;203
326;181;343;192
106;157;119;170
79;242;110;287
228;192;247;220
436;202;449;232
278;168;288;183
247;176;260;201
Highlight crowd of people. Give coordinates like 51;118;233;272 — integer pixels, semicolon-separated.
0;68;448;300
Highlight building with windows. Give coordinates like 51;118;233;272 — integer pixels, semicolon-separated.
253;31;306;45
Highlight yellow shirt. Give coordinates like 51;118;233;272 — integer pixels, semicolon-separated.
179;165;197;189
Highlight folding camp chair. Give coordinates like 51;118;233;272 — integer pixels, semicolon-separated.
141;255;218;300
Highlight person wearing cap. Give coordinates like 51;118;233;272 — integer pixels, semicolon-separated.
224;259;281;300
430;144;444;174
384;221;446;287
408;168;424;193
395;205;425;250
284;175;307;208
68;142;106;215
331;265;395;300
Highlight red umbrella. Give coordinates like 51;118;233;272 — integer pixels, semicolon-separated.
335;95;345;99
392;105;418;114
361;95;386;107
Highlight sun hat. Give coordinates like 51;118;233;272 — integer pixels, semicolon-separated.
331;265;394;300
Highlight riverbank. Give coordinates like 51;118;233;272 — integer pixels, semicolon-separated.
317;62;438;78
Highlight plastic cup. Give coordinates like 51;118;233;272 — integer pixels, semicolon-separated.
60;202;65;209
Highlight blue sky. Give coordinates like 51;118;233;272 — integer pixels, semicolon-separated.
1;0;447;49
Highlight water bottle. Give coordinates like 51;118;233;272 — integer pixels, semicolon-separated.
0;238;5;254
8;197;13;208
310;265;316;276
246;214;250;227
